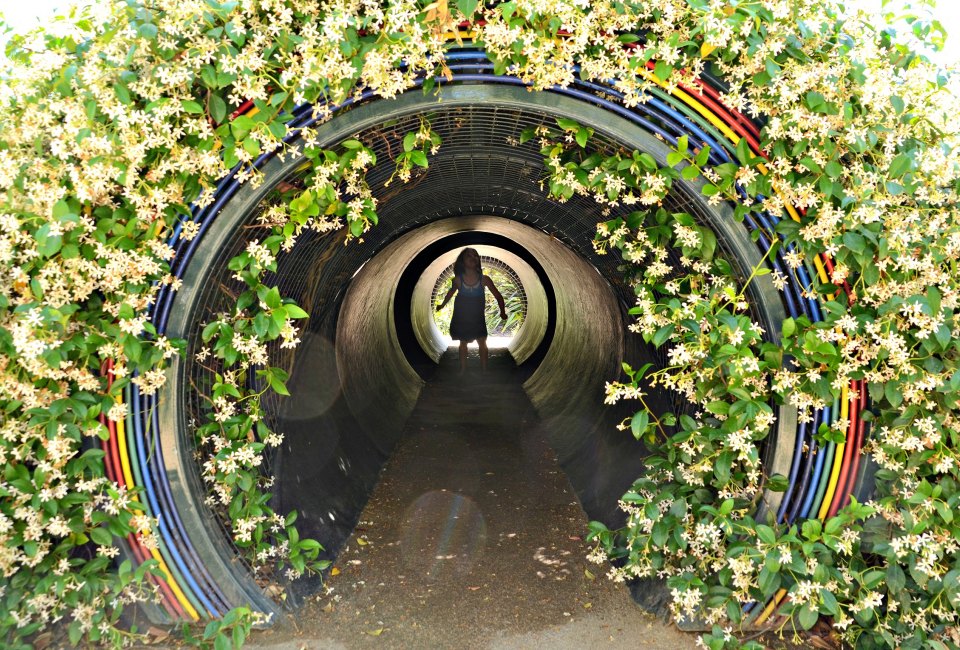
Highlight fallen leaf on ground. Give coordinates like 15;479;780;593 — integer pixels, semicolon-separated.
584;569;595;580
583;602;592;609
331;567;340;575
467;586;481;590
365;628;385;636
357;538;368;546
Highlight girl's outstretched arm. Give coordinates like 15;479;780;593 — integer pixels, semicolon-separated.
437;276;460;310
483;276;507;319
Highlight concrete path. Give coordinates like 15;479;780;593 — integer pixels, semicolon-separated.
249;348;697;649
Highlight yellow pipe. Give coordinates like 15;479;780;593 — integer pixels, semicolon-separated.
753;587;788;626
816;385;849;520
116;397;136;490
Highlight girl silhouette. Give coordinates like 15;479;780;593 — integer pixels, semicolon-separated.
436;248;507;373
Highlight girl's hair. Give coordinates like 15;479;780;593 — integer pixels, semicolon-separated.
452;247;482;277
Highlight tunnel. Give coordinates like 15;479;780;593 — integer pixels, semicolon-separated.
127;51;878;623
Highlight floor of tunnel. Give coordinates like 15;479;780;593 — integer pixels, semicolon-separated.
249;349;696;649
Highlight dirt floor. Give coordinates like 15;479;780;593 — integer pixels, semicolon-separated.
247;348;698;649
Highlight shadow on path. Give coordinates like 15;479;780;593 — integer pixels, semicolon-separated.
252;349;695;649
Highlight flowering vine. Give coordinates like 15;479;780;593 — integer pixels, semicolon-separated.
0;0;956;648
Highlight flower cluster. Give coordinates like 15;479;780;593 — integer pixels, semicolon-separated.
0;0;958;647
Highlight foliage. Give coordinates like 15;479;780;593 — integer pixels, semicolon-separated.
180;606;265;650
0;0;957;648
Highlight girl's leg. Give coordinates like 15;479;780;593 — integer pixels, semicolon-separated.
478;337;488;371
459;340;468;373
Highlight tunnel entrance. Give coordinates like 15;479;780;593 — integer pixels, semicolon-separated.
158;80;790;618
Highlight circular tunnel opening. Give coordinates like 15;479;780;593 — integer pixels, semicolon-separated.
160;80;791;611
393;228;556;380
432;253;526;344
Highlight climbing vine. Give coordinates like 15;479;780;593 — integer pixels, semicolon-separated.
0;0;957;649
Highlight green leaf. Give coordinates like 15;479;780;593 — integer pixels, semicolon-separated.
35;223;63;258
210;93;228;124
886;563;906;594
888;153;912;178
284;304;309;319
242;137;261;157
797;604;819;630
630;411;650;440
654;60;671;82
182;100;204;114
755;524;776;545
820;589;839;617
652;324;675;348
781;317;796;338
638;153;658;171
233;624;247;648
264;286;282;309
705;401;729;415
759;566;781;595
801;518;822;540
457;0;479;16
69;622;83;645
410;150;429;168
138;23;159;40
766;474;789;492
90;527;113;546
666;152;685;167
575;127;590;148
114;83;131;104
842;231;866;254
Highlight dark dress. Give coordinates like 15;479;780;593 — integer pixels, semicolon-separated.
450;273;487;341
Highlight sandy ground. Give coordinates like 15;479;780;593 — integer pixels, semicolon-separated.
245;349;698;649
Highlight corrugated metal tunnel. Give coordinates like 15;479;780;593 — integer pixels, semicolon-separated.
159;80;793;612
